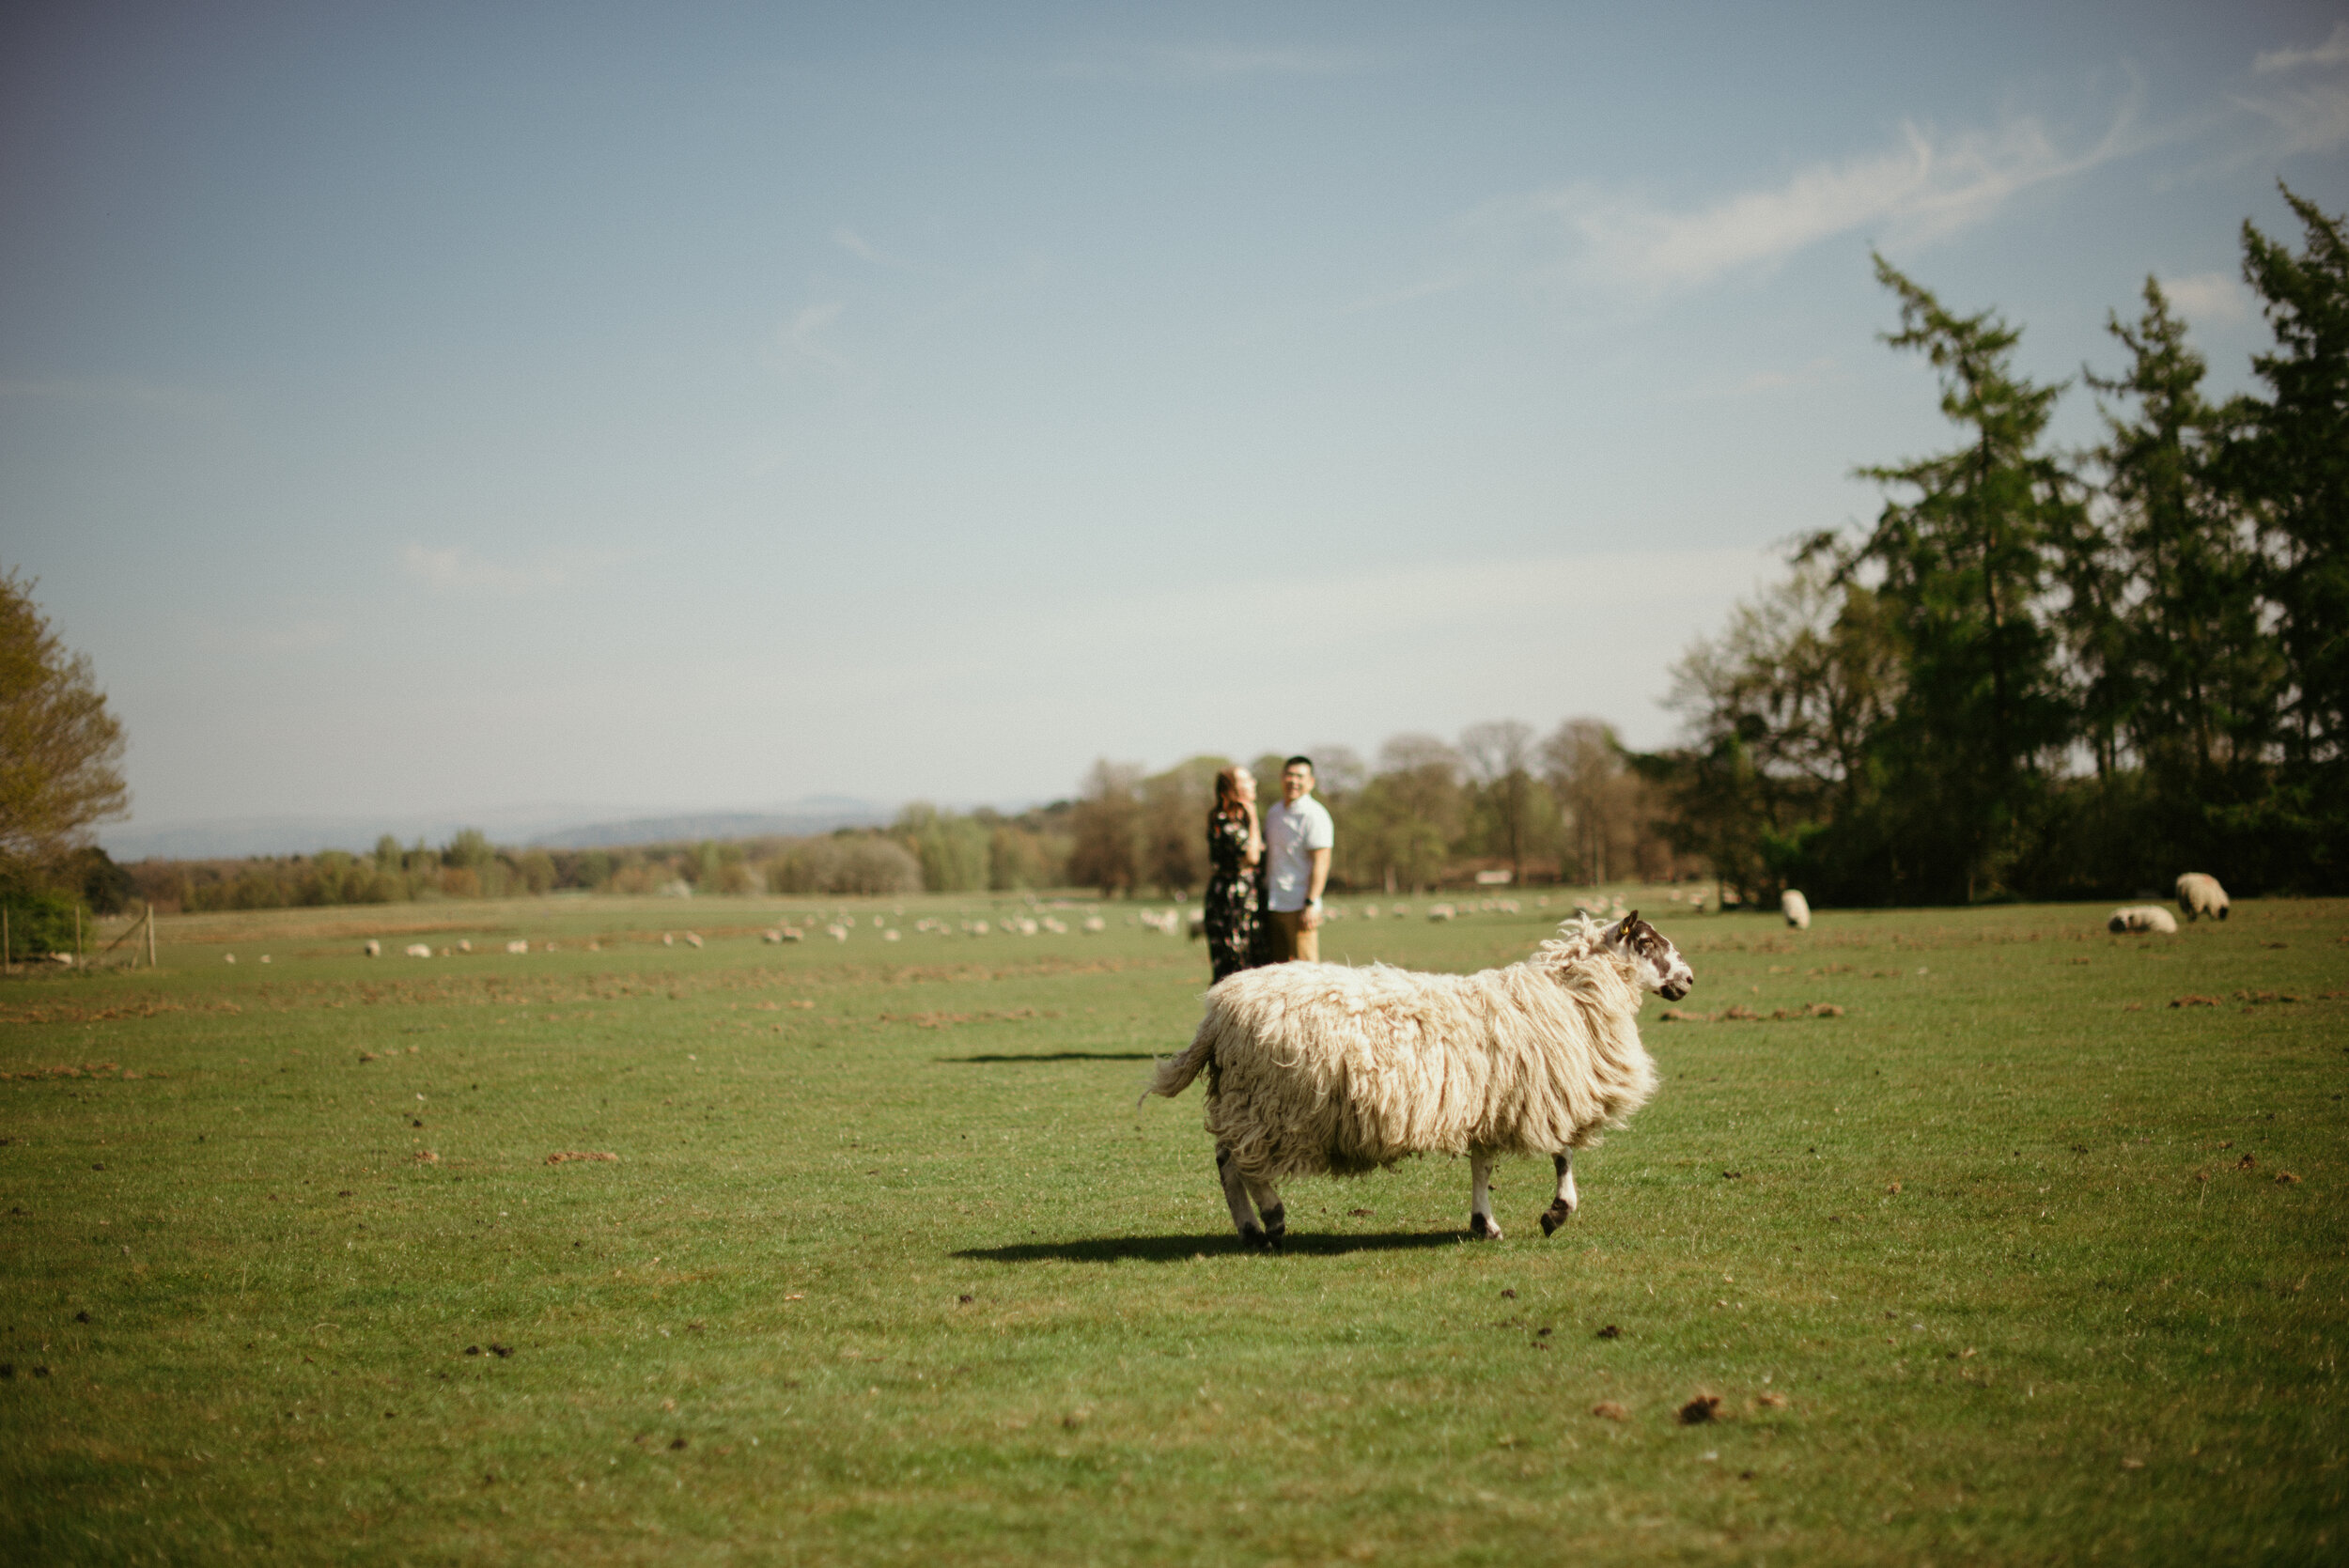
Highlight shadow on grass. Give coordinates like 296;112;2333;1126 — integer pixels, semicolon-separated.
955;1231;1468;1264
939;1051;1159;1063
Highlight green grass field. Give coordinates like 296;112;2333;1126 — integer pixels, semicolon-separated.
2;890;2342;1564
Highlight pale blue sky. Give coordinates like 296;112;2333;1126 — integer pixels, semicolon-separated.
4;2;2344;847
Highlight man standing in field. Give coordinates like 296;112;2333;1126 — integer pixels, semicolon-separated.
1262;755;1333;963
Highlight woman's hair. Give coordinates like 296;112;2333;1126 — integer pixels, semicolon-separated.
1209;766;1251;830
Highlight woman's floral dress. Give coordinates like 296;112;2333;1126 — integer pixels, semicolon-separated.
1205;813;1263;983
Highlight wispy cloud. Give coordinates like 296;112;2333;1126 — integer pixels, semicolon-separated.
832;226;938;274
2159;271;2250;324
400;544;620;598
199;615;342;655
0;377;232;416
1679;357;1842;400
1482;99;2144;299
2253;21;2349;75
2232;23;2349;157
1046;41;1374;82
779;301;851;369
1337;271;1477;315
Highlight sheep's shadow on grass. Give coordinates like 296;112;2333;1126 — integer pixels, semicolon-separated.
939;1051;1159;1063
955;1231;1470;1265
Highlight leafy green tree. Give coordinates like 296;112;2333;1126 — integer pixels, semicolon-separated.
1066;761;1142;896
0;569;128;866
1648;570;1903;901
1459;721;1541;882
1838;256;2083;901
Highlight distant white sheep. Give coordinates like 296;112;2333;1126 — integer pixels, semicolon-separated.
506;939;530;955
458;939;473;954
2176;873;2230;923
685;932;704;948
364;939;381;957
1082;915;1106;933
1427;904;1455;922
827;924;848;942
1781;890;1812;930
1143;914;1692;1245
1042;917;1067;934
405;943;432;958
2109;905;2179;935
883;929;901;942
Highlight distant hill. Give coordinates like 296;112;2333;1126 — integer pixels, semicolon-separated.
528;802;891;849
101;798;894;860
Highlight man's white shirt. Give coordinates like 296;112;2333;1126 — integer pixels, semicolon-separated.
1264;794;1335;911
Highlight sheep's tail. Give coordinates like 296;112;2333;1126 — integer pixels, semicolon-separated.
1137;1032;1213;1110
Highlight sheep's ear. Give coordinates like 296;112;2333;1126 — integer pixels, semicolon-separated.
1624;909;1640;928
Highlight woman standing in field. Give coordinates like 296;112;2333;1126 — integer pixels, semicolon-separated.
1205;765;1266;983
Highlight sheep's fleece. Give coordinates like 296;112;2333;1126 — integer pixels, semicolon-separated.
1144;919;1663;1183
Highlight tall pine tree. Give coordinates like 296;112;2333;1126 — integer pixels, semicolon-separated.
2084;278;2279;873
1846;257;2081;902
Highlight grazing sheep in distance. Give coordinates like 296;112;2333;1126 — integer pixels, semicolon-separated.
827;924;848;941
404;943;432;958
2109;905;2179;935
2176;873;2230;923
506;939;530;955
685;932;704;948
364;939;381;957
1083;915;1106;933
1427;904;1455;922
1142;913;1692;1246
1781;890;1812;930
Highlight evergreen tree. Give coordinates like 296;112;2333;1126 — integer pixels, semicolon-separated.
2084;278;2279;870
2226;187;2348;878
1845;256;2082;901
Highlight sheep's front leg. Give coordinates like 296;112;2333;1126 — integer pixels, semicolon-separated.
1539;1151;1578;1236
1468;1152;1502;1240
1217;1145;1268;1247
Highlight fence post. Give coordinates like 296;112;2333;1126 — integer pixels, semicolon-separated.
75;905;84;968
147;903;158;969
3;907;8;973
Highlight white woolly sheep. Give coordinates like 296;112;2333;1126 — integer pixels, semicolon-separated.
1781;890;1812;930
404;943;432;958
685;932;704;948
2176;873;2230;923
827;924;848;941
364;939;381;957
1143;913;1693;1246
1426;904;1455;922
1083;915;1106;933
506;939;529;955
2108;905;2179;935
224;954;236;965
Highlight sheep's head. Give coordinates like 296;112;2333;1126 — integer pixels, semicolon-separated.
1606;911;1694;1001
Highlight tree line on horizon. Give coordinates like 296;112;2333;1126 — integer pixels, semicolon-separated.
1638;187;2346;907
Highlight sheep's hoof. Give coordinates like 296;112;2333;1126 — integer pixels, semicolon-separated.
1238;1222;1268;1250
1469;1213;1501;1241
1539;1201;1575;1237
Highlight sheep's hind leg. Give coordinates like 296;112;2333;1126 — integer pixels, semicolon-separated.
1540;1151;1578;1236
1469;1152;1503;1240
1217;1146;1268;1247
1242;1174;1286;1249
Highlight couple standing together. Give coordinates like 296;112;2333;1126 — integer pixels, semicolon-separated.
1204;755;1334;983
